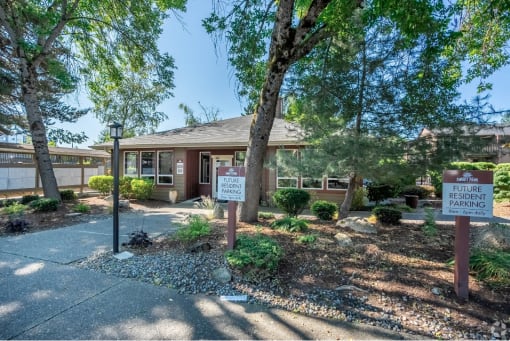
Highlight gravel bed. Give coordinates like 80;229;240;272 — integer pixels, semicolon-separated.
74;249;503;340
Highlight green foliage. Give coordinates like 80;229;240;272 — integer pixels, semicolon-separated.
399;185;431;199
193;195;217;209
422;207;437;236
21;194;40;205
30;198;59;212
2;202;27;217
60;190;76;201
1;199;19;208
373;207;402;225
297;234;317;244
350;187;366;211
88;176;114;196
470;249;510;287
272;188;310;217
130;179;154;200
270;217;308;232
225;234;283;272
310;200;338;220
494;163;510;202
119;176;135;199
175;215;211;242
73;203;91;213
367;184;396;204
258;212;275;219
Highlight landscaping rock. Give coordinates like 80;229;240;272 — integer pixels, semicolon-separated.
188;242;212;253
336;217;378;234
212;267;232;283
334;232;353;247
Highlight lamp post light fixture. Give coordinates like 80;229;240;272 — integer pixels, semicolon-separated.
109;122;123;254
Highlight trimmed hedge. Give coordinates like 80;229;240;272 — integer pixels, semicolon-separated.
373;206;402;225
88;175;113;196
273;188;310;217
311;200;338;220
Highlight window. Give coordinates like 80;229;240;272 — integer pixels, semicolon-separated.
300;149;323;190
140;151;155;182
158;151;173;185
276;149;298;188
235;151;246;166
124;152;138;176
327;176;350;190
199;152;211;184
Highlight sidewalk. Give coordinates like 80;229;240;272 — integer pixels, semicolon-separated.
0;208;415;340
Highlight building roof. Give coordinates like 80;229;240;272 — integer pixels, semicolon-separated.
91;115;305;150
0;142;110;157
419;124;510;138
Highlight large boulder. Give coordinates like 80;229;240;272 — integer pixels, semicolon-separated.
334;233;353;247
336;217;378;234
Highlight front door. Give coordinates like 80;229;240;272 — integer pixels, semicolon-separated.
212;156;232;199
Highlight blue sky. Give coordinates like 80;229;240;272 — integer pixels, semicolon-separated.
61;1;509;149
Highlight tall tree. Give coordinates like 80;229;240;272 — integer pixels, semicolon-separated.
0;0;185;199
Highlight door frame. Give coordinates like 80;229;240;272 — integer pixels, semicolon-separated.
211;155;232;198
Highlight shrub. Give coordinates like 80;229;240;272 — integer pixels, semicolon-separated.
4;218;31;233
311;200;338;220
2;202;27;217
494;164;510;202
373;206;402;225
258;211;275;219
272;188;310;217
193;195;217;209
297;234;317;244
73;203;90;213
130;178;154;200
225;234;283;272
400;185;431;199
1;198;19;208
470;249;510;287
30;198;59;212
21;194;40;205
422;207;437;236
119;176;135;199
123;230;152;248
88;175;113;196
176;215;211;241
367;184;396;204
350;187;366;211
60;190;76;201
270;217;308;232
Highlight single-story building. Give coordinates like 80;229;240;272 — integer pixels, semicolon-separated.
92;115;349;204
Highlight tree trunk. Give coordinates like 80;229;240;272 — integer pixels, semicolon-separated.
239;68;287;222
338;173;357;219
22;67;61;200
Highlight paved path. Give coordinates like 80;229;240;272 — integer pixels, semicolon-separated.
0;209;414;340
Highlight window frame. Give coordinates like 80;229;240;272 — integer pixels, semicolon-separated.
157;151;174;185
140;151;156;182
124;151;139;177
276;149;299;189
327;176;350;190
199;152;211;184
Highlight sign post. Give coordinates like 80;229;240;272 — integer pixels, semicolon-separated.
217;166;246;250
442;170;493;300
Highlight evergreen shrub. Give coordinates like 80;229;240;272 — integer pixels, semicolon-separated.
130;178;154;200
400;185;431;199
30;198;59;212
60;190;76;201
88;175;113;196
310;200;338;220
272;188;310;217
373;206;402;225
367;184;395;204
21;194;40;205
225;234;283;272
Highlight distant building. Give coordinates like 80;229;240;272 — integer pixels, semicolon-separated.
0;126;28;144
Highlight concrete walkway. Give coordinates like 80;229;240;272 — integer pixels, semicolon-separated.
1;208;415;340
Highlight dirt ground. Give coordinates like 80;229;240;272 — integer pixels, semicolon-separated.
1;196;509;338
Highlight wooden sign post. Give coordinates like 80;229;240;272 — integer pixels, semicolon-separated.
442;170;493;300
217;166;246;250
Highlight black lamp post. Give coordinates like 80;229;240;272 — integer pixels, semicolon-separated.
109;122;123;254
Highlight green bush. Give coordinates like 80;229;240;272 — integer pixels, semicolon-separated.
399;185;431;199
176;215;211;241
73;203;91;213
21;194;40;205
258;212;275;219
60;190;76;201
88;175;113;196
272;188;310;217
422;207;437;236
270;217;308;232
367;184;396;204
494;164;510;202
2;202;27;217
30;198;59;212
1;198;19;208
130;178;154;200
225;234;283;272
470;249;510;287
297;234;317;244
311;200;337;220
350;187;366;211
373;206;402;225
119;176;135;199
